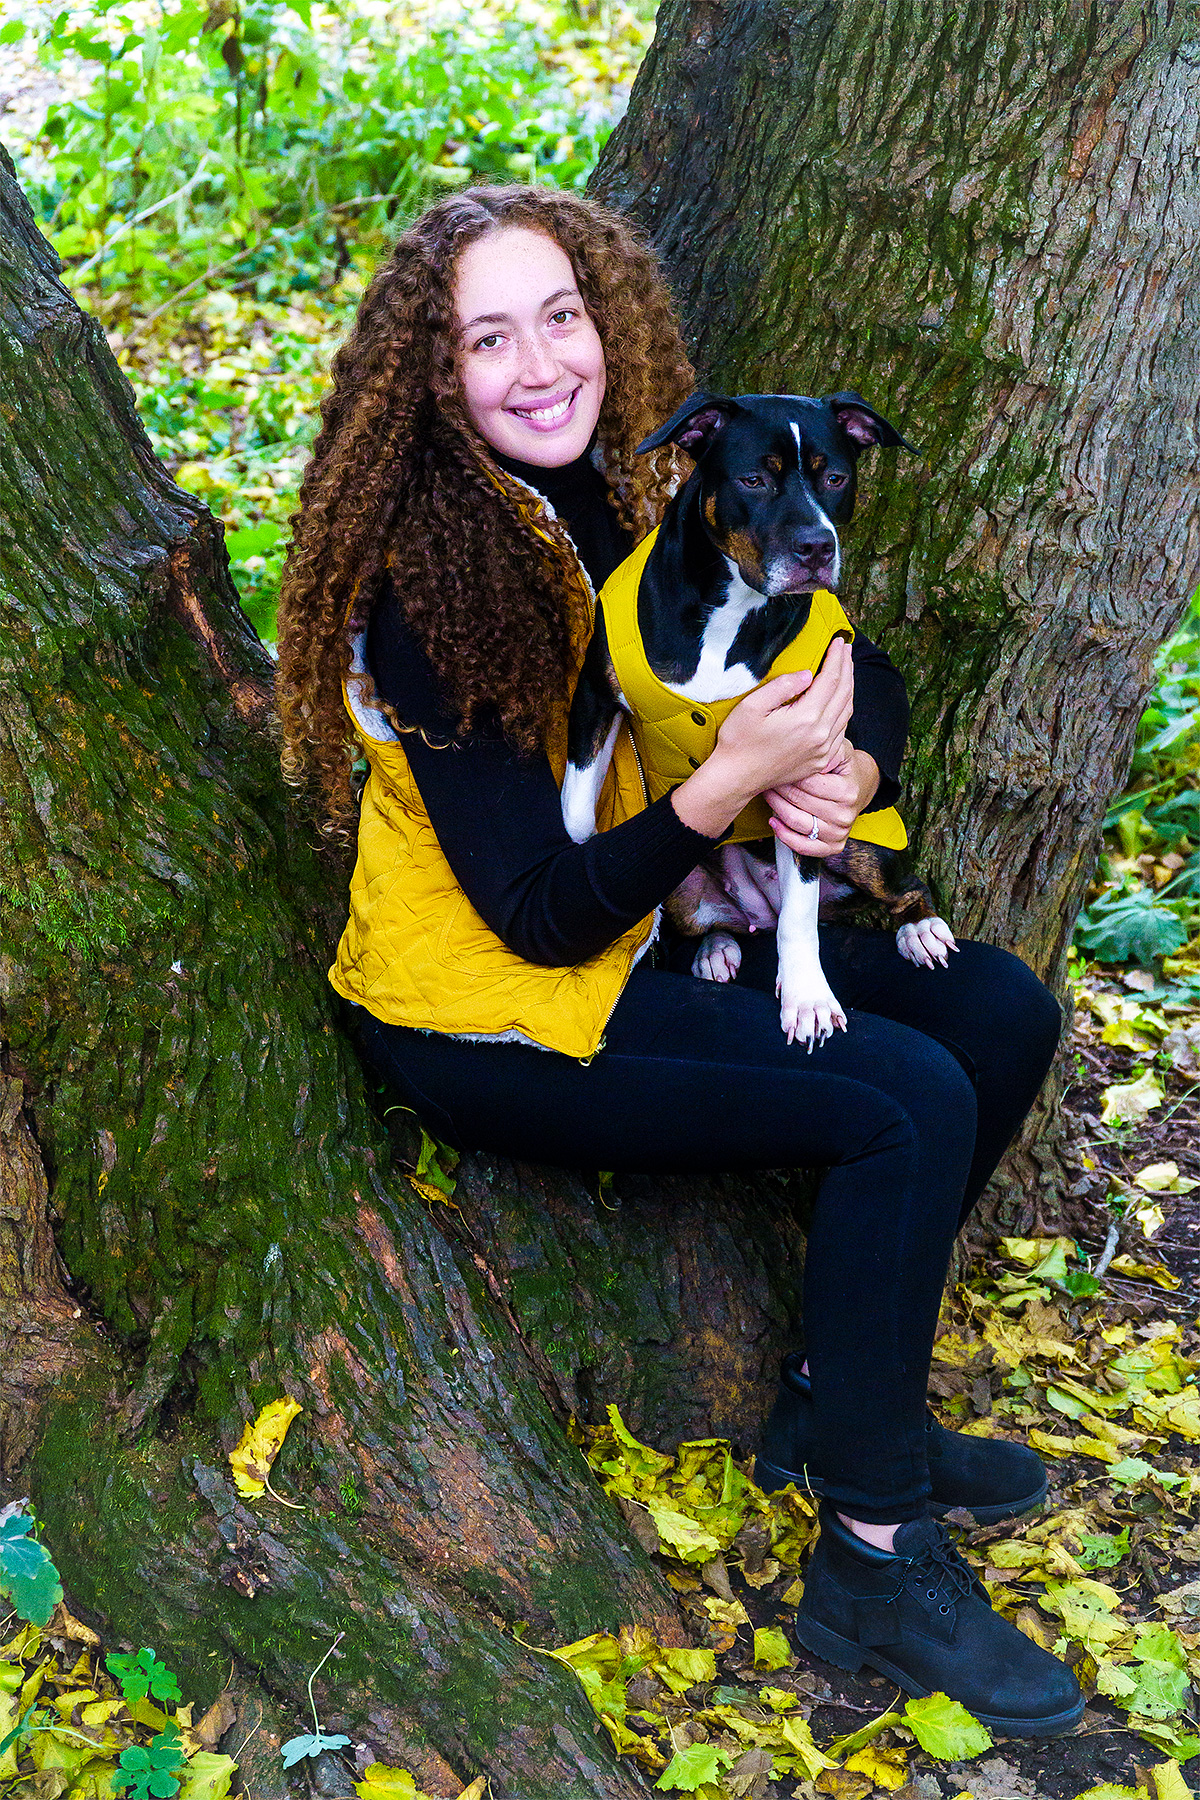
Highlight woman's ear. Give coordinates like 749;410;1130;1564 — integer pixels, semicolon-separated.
636;392;743;459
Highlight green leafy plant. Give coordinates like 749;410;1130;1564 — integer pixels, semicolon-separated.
20;0;654;313
1074;881;1189;966
279;1632;351;1768
1074;588;1199;976
107;1648;183;1706
113;1722;186;1800
0;1508;63;1628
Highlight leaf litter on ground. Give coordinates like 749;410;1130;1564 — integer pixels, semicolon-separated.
535;1201;1200;1800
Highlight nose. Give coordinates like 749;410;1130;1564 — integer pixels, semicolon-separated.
516;331;560;389
792;531;836;574
766;527;839;594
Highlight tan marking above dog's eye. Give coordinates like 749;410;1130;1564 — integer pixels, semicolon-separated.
806;452;828;474
763;454;782;475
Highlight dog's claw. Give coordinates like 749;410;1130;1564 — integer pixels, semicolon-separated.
897;917;957;969
779;989;847;1048
693;930;742;984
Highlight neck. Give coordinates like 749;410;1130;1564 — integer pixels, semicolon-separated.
491;427;601;497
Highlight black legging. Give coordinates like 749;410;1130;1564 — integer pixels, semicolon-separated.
349;926;1061;1522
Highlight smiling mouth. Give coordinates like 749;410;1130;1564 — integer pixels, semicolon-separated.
507;386;580;424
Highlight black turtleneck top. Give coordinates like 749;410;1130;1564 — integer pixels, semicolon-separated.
364;437;909;969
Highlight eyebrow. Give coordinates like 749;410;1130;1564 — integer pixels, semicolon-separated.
458;287;579;336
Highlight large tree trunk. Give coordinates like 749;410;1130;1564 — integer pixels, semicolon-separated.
591;0;1199;1224
0;145;817;1799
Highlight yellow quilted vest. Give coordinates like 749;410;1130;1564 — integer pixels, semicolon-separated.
328;501;654;1059
600;526;908;850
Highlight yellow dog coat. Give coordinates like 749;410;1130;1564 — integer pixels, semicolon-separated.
598;526;908;849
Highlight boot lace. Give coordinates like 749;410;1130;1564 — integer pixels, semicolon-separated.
889;1529;975;1615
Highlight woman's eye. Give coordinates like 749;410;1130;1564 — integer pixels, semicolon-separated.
549;308;575;325
474;333;502;351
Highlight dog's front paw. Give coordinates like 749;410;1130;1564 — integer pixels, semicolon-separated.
776;978;848;1050
693;930;742;983
897;916;958;969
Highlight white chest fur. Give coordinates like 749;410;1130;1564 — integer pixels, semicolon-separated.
661;558;765;703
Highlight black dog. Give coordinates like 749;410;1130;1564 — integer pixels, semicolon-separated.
561;390;956;1047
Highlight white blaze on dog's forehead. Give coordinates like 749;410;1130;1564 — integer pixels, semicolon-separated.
784;430;843;588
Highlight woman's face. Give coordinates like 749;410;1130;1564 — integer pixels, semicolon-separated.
452;225;606;467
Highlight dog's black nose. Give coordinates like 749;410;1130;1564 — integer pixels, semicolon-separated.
795;533;836;570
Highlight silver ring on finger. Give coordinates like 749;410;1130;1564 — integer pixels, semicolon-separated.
808;816;821;840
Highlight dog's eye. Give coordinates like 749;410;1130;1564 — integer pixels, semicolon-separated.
824;471;848;489
737;473;765;489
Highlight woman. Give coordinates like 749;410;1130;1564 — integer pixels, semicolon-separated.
276;183;1082;1737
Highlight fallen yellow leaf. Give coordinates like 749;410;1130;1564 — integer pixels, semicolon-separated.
1145;1762;1194;1800
1108;1255;1181;1291
1135;1162;1200;1194
229;1397;303;1499
845;1743;909;1789
1028;1428;1077;1458
1099;1068;1164;1126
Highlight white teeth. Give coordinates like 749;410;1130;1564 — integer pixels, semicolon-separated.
512;392;574;422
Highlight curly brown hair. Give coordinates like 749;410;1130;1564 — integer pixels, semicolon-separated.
275;182;696;832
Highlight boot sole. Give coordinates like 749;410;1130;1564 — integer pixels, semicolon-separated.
754;1456;1047;1527
791;1612;1085;1739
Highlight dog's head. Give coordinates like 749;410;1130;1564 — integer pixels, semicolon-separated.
638;390;916;597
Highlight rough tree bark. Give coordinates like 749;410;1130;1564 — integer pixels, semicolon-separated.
0;146;814;1799
591;0;1200;1223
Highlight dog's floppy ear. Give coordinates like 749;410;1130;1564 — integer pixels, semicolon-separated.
826;391;918;454
636;392;742;460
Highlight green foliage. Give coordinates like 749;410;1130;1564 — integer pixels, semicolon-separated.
1074;882;1190;966
654;1742;736;1791
1074;588;1200;982
114;1724;186;1800
280;1729;352;1767
901;1693;992;1760
414;1127;459;1197
1076;1526;1131;1569
17;0;654;311
107;1648;183;1706
0;1512;63;1628
8;0;652;640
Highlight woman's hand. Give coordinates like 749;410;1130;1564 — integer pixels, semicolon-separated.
765;748;881;858
671;638;854;839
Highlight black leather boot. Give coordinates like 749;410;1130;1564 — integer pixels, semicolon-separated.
757;1354;1047;1524
795;1503;1084;1737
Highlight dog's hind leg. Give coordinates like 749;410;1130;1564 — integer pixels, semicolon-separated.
775;839;847;1049
562;603;623;844
826;842;957;969
694;931;742;982
665;867;748;981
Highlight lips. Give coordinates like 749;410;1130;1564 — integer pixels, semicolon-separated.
507;385;580;426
